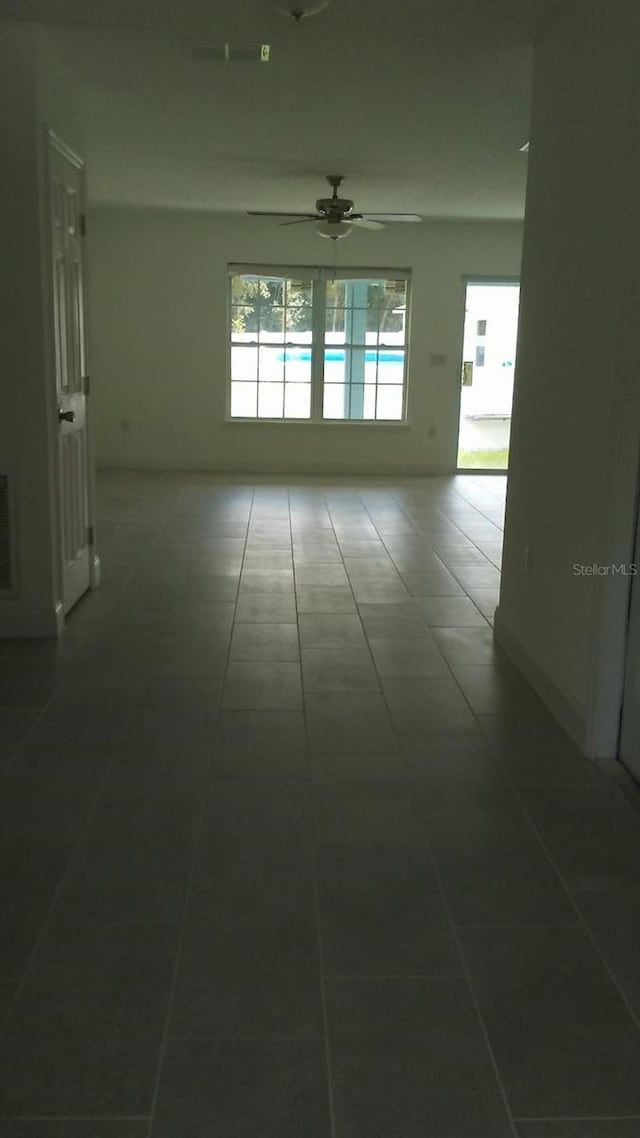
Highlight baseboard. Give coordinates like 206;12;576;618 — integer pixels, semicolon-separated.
96;457;450;477
494;605;589;756
0;598;64;638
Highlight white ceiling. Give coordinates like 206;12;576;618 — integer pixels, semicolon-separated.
2;0;563;217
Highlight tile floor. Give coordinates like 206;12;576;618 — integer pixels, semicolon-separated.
1;471;640;1136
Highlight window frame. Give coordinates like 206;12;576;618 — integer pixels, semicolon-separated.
226;263;412;425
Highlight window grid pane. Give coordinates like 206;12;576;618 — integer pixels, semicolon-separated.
322;278;407;421
230;274;315;418
230;271;408;421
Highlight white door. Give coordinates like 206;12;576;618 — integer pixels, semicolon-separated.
619;499;640;781
49;136;91;615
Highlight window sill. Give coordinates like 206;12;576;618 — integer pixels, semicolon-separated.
224;418;410;429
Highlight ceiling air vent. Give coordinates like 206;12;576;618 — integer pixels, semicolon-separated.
0;472;15;592
191;43;271;63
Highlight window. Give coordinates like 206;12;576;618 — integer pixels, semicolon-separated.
476;318;487;336
229;265;410;421
475;345;486;367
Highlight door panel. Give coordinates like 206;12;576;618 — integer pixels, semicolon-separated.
49;138;91;615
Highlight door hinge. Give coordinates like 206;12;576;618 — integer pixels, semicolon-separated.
82;375;90;396
87;525;95;546
79;213;87;236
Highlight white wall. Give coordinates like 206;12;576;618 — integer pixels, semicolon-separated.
496;0;640;756
89;208;522;475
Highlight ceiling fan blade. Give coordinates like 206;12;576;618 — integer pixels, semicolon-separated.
247;210;320;218
360;213;422;223
279;217;320;226
350;218;385;230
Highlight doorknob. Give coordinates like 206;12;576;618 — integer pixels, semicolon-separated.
58;409;75;423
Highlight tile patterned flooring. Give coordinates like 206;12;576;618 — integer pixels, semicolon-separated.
1;471;640;1136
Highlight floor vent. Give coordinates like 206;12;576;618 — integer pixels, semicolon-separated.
0;473;15;592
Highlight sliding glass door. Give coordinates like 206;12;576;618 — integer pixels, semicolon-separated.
457;280;520;470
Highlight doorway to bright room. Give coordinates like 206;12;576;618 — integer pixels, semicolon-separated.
457;280;520;471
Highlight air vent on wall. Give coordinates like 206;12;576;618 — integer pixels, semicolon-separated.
0;473;15;592
191;43;271;62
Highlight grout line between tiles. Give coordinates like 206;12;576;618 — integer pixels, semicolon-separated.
302;489;339;1138
168;1033;326;1042
6;1117;150;1123
514;1116;640;1123
335;487;518;1136
144;485;254;1138
488;751;640;1037
0;698;143;1042
416;822;521;1137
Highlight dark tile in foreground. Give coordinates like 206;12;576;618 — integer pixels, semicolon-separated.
302;648;379;692
460;926;640;1118
192;832;313;897
53;779;199;925
53;831;193;925
152;1039;330;1138
0;924;176;1117
516;1124;640;1138
0;1126;148;1138
234;594;297;623
521;784;640;890
426;810;576;927
1;744;113;844
0;837;75;977
201;778;311;845
0;708;41;768
309;750;406;779
382;676;477;733
230;623;300;662
574;886;640;1021
0;982;16;1030
317;843;461;976
478;715;604;786
414;596;487;628
171;881;322;1038
223;662;302;710
212;710;306;777
401;733;518;816
299;614;366;650
357;602;428;639
327;976;511;1138
313;779;423;843
306;693;397;753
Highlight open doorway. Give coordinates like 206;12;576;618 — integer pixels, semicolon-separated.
457;280;520;471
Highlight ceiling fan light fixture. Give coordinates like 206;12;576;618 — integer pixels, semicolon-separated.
316;219;352;241
267;0;331;20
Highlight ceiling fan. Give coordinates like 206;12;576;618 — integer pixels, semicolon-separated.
247;175;422;239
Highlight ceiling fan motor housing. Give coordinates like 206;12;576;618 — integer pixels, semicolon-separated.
316;196;354;216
